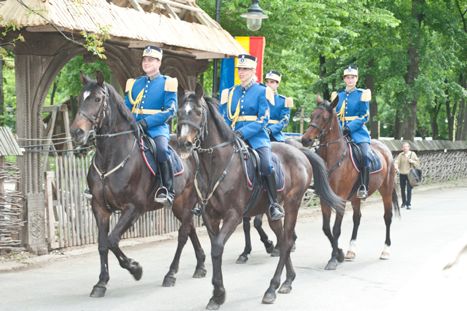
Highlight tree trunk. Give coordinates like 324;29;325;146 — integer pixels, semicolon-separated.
403;0;424;140
456;72;467;140
319;55;330;100
394;108;401;139
364;63;378;138
0;55;3;126
429;99;441;139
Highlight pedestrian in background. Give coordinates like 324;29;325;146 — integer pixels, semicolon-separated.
395;142;420;209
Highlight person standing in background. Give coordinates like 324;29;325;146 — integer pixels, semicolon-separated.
395;142;420;209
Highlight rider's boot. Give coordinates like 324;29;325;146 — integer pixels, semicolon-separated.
155;160;175;208
263;171;284;221
357;166;369;199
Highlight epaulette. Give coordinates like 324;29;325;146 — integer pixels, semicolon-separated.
361;89;371;101
285;97;294;108
330;91;338;102
220;88;229;105
164;76;178;92
125;78;135;93
265;86;275;106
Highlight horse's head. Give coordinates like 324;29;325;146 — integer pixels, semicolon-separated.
301;95;338;147
176;83;206;159
71;71;109;145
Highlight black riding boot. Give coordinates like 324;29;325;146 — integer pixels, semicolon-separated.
263;172;284;221
357;166;369;199
155;160;175;208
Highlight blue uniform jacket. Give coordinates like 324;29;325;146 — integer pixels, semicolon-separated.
335;88;371;144
267;94;292;142
219;82;273;149
124;74;177;139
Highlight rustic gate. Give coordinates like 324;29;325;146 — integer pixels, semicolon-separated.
45;152;202;249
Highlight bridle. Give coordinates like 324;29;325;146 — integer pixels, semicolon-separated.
78;85;110;131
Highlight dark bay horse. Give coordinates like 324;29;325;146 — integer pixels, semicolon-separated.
70;72;206;297
301;97;400;270
176;85;344;309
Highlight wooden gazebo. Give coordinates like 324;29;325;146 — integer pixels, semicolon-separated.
0;0;244;254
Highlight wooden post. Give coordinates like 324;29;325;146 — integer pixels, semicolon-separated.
300;108;305;134
45;171;58;249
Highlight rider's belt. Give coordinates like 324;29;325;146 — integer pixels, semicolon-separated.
237;115;258;122
131;108;162;115
342;116;359;121
268;120;279;124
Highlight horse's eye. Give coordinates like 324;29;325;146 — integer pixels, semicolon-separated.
95;97;101;103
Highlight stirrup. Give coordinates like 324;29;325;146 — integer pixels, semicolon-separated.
269;203;284;221
154;187;173;207
192;204;203;216
356;186;368;199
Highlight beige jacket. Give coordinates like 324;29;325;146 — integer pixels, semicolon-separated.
395;151;420;175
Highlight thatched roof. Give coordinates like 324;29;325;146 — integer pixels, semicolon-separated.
0;0;244;59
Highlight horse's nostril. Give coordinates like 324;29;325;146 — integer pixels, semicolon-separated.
184;141;193;149
71;128;84;140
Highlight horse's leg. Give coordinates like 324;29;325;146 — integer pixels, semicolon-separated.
254;214;275;254
345;199;362;261
90;205;111;298
236;216;252;264
267;215;283;257
107;205;143;280
206;213;240;310
189;225;207;278
321;201;342;270
263;202;299;303
163;213;193;287
380;189;394;260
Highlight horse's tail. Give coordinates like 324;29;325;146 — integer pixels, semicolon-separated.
392;188;400;218
300;148;345;215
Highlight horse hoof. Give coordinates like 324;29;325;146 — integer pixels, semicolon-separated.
129;261;143;281
337;248;345;262
325;260;338;270
236;254;248;264
291;243;296;252
90;285;106;298
206;300;220;310
193;267;207;278
262;289;276;304
278;282;292;294
162;275;176;287
270;248;280;257
345;250;356;261
265;241;275;254
380;251;390;260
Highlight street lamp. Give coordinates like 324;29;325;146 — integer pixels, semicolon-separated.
241;0;268;32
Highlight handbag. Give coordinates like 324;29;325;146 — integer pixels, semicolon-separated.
407;152;422;187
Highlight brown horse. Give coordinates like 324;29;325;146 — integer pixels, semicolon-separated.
176;85;344;309
70;72;206;297
301;96;400;270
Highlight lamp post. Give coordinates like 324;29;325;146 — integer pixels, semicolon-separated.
212;0;268;97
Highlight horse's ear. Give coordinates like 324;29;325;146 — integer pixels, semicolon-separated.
80;71;89;85
330;93;339;109
195;83;204;100
96;71;104;87
316;95;324;105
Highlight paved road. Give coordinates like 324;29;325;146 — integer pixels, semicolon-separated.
1;185;466;311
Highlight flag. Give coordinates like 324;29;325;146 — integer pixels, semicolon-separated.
219;36;266;95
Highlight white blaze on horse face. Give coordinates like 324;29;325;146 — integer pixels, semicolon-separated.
180;124;191;138
184;102;192;115
83;90;91;102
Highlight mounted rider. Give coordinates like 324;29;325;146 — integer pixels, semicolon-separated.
264;70;293;142
331;65;372;199
219;54;284;221
124;45;178;207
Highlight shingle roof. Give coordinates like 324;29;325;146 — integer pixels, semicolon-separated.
0;0;245;59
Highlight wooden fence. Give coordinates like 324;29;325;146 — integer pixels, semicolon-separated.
45;153;202;249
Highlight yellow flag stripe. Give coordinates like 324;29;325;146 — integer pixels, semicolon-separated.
234;37;250;85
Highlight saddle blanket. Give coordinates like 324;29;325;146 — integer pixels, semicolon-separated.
349;143;382;174
244;151;285;191
140;138;184;176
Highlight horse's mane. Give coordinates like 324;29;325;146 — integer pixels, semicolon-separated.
203;96;235;141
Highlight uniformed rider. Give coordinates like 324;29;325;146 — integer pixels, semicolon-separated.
220;54;284;221
264;70;293;142
124;45;178;207
332;65;372;199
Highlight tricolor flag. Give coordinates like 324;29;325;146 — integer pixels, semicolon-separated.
219;36;266;95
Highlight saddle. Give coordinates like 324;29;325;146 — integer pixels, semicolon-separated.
348;141;382;174
140;136;184;176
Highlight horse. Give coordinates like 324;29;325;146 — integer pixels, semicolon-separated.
70;72;206;297
176;84;344;309
301;96;400;270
